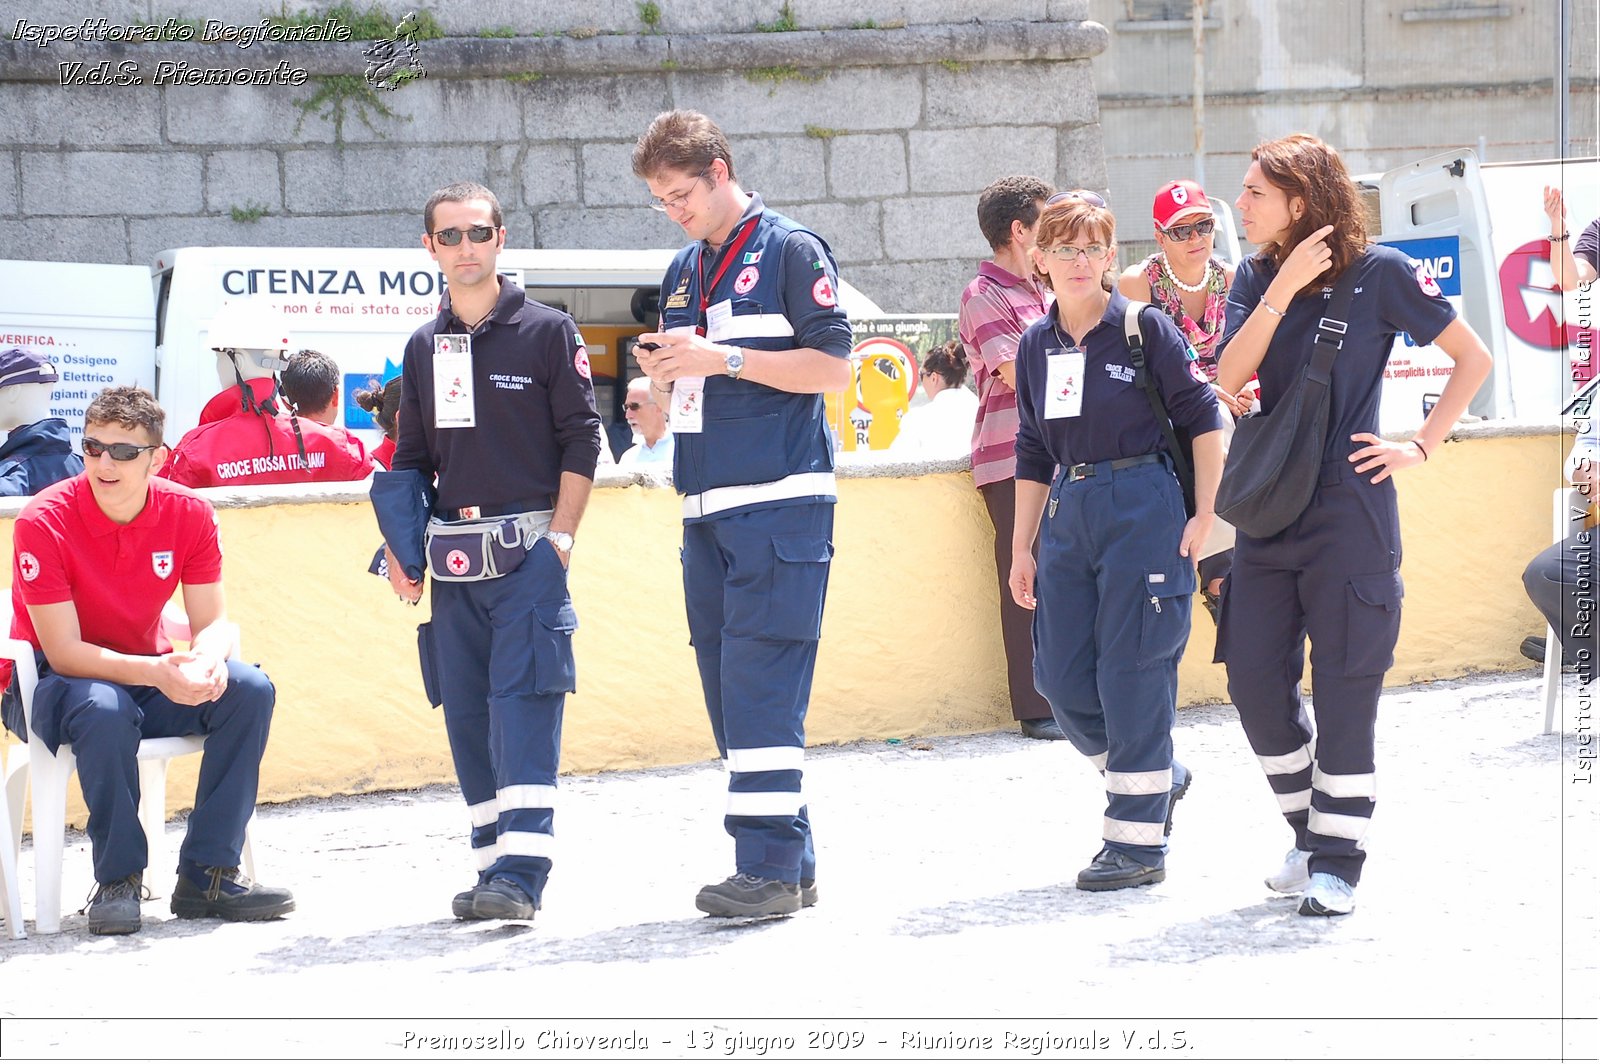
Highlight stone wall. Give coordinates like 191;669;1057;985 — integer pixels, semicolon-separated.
0;1;1107;314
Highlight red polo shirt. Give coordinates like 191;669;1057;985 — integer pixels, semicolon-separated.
3;474;222;689
159;378;375;488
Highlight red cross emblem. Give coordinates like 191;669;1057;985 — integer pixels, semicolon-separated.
446;549;470;576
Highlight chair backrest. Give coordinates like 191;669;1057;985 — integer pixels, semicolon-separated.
0;596;40;735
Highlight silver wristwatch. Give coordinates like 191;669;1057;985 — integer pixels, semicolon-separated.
724;348;745;379
544;530;574;553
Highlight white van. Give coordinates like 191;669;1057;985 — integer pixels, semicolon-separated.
151;246;885;449
0;260;155;445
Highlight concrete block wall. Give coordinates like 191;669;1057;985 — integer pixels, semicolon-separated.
0;3;1108;315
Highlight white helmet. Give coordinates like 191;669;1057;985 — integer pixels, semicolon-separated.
207;301;291;371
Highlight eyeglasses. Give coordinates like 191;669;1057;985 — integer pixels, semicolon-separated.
648;169;711;213
1042;244;1109;262
1046;189;1108;208
430;225;497;246
624;401;651;412
1159;218;1216;241
83;437;160;461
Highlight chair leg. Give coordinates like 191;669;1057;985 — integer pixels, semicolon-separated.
0;749;23;940
136;758;170;898
1543;624;1561;736
29;747;73;935
3;745;26;862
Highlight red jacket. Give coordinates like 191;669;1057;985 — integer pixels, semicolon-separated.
160;379;376;488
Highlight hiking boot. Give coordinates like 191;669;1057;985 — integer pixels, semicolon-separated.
466;877;537;921
1019;717;1066;741
695;873;801;917
1164;769;1193;840
170;866;295;921
800;878;818;908
1075;847;1165;891
451;883;485;920
1265;847;1313;894
1298;871;1356;916
85;874;145;935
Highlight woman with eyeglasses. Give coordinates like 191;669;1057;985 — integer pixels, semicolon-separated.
1009;197;1224;893
1119;180;1250;623
1213;134;1491;917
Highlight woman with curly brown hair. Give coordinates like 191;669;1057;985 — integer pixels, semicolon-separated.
1214;134;1491;916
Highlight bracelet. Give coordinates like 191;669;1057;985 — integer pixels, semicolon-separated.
1259;296;1286;318
1551;232;1571;243
1412;438;1430;461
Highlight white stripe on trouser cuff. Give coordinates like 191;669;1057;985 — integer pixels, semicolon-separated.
468;798;498;828
1313;766;1376;799
725;791;804;817
1276;788;1313;813
682;471;838;520
499;831;556;858
1105;768;1173;796
725;746;806;773
1308;809;1370;846
1088;751;1109;771
1258;745;1313;775
705;313;795;343
497;784;558;810
473;844;499;870
1104;817;1166;847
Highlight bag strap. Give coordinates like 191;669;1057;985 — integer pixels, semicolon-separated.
1304;258;1363;384
1123;299;1195;509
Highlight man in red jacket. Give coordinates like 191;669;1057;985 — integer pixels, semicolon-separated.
160;302;374;488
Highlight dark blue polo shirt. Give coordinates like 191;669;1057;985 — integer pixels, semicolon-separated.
1015;290;1223;484
393;277;600;510
1220;243;1457;465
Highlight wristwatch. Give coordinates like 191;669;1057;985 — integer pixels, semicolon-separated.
544;530;574;553
724;347;745;379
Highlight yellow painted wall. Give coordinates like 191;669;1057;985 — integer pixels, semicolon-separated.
0;428;1569;823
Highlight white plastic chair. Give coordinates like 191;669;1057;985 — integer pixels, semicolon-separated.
1542;488;1590;735
0;598;254;934
0;742;24;939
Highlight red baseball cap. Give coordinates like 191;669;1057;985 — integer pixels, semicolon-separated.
1152;179;1213;230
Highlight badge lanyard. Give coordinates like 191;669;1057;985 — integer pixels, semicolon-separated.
695;217;760;336
1044;321;1085;421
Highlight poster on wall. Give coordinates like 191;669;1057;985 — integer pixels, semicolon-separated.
829;315;959;452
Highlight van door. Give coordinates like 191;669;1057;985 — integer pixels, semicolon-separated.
1208;195;1243;267
1367;148;1505;428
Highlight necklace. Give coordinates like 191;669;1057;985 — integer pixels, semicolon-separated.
1162;253;1212;294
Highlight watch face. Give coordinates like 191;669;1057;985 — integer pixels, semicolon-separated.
726;352;745;377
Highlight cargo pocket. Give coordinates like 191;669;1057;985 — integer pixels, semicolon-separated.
767;534;834;642
416;622;443;708
1137;563;1198;668
530;599;579;696
1344;570;1403;675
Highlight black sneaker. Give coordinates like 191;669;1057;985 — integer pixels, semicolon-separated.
695;873;801;917
451;883;483;919
85;873;145;935
1164;769;1193;840
800;878;818;908
465;877;537;921
1075;847;1166;892
1523;635;1580;671
1019;717;1066;741
170;866;295;921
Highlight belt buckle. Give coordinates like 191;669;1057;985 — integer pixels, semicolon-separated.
1068;463;1092;481
459;505;481;520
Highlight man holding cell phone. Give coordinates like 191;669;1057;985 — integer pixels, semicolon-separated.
2;386;292;935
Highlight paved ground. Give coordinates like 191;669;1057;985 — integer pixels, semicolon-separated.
0;669;1594;1063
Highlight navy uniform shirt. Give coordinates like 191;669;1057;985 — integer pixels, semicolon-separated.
393;277;601;510
1014;290;1223;485
1219;243;1457;466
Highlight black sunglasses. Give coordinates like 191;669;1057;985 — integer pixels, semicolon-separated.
83;437;160;461
1046;189;1107;208
1160;218;1216;241
430;225;497;246
624;401;648;412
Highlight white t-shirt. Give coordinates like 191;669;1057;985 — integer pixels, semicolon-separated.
889;387;979;459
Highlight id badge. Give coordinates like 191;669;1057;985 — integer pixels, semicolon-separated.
1043;348;1086;420
664;325;703;433
433;333;475;429
705;299;733;341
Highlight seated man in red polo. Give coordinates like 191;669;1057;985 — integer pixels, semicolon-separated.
160;301;375;488
1;387;293;935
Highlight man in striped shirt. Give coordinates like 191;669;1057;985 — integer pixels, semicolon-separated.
959;175;1061;740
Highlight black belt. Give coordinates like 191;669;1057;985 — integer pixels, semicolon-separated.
1065;453;1164;482
440;497;551;522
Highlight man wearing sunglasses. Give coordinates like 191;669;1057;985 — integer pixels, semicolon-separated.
630;110;853;918
3;386;292;934
380;180;601;924
616;376;673;471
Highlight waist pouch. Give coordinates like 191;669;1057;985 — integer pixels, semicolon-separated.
424;514;539;582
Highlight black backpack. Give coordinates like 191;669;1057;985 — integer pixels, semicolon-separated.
1122;300;1197;517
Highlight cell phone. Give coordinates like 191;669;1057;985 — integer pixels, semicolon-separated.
635;341;661;352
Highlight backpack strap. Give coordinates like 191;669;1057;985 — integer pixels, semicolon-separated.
1124;300;1196;514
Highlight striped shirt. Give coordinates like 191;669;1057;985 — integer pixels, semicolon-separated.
959;260;1050;486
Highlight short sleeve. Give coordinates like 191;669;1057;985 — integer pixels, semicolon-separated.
1375;247;1457;348
181;501;224;586
1218;256;1268;358
12;514;73;606
1576;217;1600;272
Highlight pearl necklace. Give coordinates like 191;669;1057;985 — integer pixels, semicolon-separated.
1162;254;1212;294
